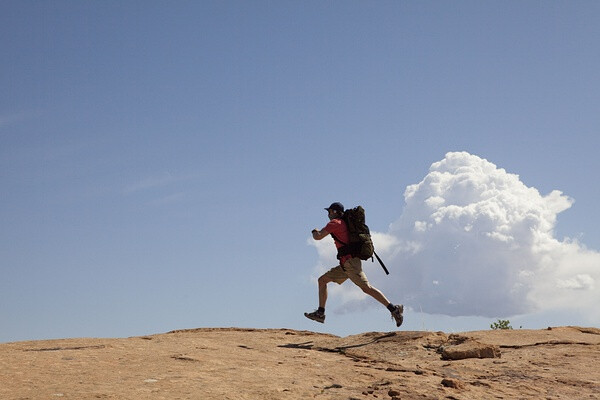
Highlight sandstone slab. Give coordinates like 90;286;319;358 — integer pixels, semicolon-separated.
1;326;599;399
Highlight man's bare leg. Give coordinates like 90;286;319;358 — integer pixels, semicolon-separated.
305;274;333;323
361;284;391;307
360;284;404;327
318;274;333;309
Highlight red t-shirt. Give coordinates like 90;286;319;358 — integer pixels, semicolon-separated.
324;218;352;264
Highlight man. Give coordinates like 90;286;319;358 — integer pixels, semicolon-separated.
305;202;404;327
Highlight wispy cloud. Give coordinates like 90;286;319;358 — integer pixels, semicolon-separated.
124;172;178;195
147;192;186;206
123;172;199;208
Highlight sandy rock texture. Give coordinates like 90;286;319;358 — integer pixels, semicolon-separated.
1;326;599;399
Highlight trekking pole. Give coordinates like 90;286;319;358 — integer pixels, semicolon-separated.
374;251;390;275
331;232;389;275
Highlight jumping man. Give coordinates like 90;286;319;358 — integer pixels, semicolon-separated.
305;202;404;327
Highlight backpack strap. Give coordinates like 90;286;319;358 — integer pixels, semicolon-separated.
329;232;346;246
330;233;389;275
329;233;351;258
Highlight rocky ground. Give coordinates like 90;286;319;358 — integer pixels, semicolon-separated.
1;326;599;399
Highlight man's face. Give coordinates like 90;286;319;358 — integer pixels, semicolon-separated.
327;209;339;220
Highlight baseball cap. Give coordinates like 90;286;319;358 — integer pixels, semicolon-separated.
324;202;344;213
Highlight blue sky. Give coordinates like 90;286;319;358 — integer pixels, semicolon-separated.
1;1;599;343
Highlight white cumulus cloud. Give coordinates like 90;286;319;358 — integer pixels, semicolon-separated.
312;151;600;322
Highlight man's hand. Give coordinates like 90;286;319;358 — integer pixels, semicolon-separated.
312;228;329;240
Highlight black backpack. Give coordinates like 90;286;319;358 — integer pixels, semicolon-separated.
331;206;389;275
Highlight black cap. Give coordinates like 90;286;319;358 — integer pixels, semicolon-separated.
325;202;344;213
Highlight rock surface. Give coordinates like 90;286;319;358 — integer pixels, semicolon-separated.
440;334;501;360
1;326;599;399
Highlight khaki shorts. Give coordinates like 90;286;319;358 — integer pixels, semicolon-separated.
322;257;370;289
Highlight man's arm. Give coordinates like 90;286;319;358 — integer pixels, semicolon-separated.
312;228;329;240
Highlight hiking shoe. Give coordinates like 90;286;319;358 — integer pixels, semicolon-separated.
391;304;404;327
304;310;325;323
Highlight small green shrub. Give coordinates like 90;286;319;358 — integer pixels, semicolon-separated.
490;319;513;330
